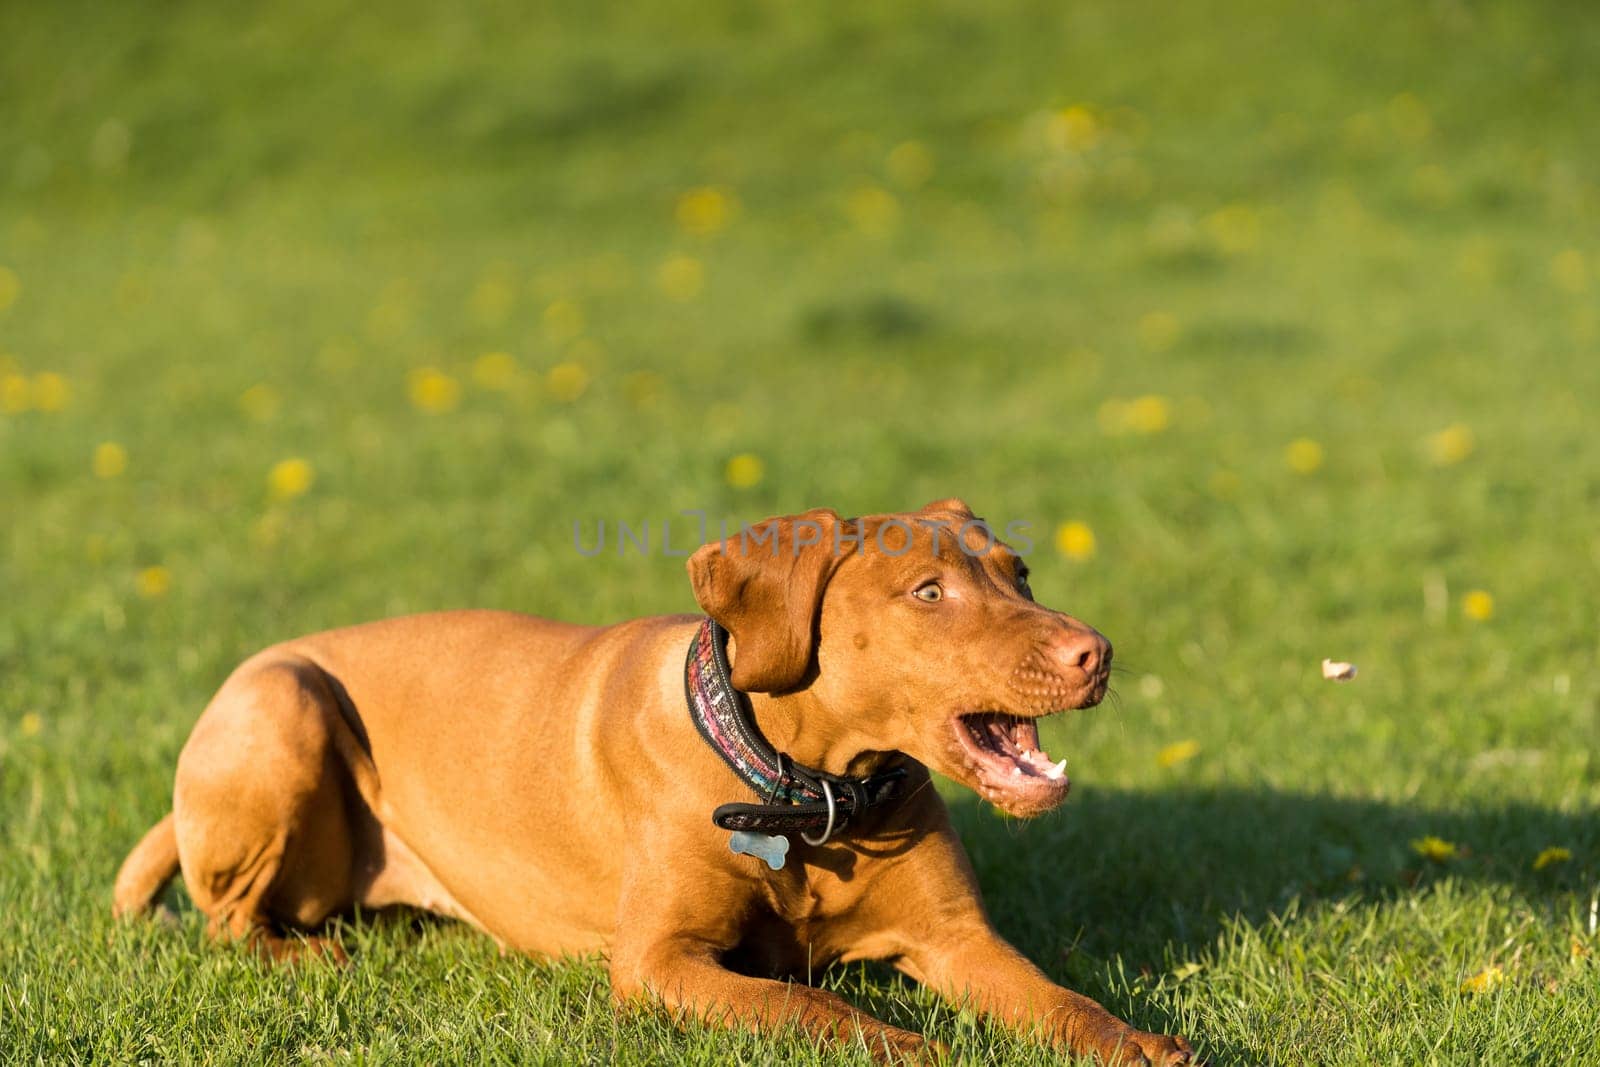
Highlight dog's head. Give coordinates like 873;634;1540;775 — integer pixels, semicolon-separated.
687;499;1110;818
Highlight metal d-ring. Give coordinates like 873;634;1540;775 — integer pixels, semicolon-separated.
800;779;837;847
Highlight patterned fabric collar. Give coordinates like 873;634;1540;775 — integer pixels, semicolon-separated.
684;617;907;837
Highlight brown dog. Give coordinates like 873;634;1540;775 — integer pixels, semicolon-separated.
114;499;1192;1065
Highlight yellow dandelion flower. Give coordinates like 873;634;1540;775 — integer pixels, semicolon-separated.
1105;156;1152;199
1532;846;1571;871
472;351;520;391
1068;347;1104;375
1157;740;1200;768
1126;394;1171;434
845;185;900;237
1048;106;1100;152
92;442;128;479
1550;249;1588;294
1462;589;1494;622
318;339;359;373
1096;398;1129;435
468;271;517;326
1147;205;1199;256
1457;238;1498;284
365;303;408;342
1341;111;1381;154
1208;469;1241;500
20;711;44;736
1;372;31;413
1318;181;1367;224
1054;520;1097;561
1108;105;1149;141
0;265;19;311
1340;375;1379;402
114;271;151;310
546;362;590;403
584;253;632;291
886;141;935;189
1460;966;1503;994
1573;308;1598;345
176;218;218;264
676;186;737;237
657;255;705;301
90;118;131;172
267;457;315;501
1411;164;1454;207
1180;395;1213;427
31;372;70;412
1203;204;1260;255
252;510;286;549
724;453;765;489
1411;835;1457;862
365;281;415;342
1386;93;1433;143
1425;423;1475;466
1285;438;1324;474
567;337;606;367
407;367;461;414
136;565;172;599
239;383;281;422
542;299;585;343
623;370;663;410
1136;311;1181;353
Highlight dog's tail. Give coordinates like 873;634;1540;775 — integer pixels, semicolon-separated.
112;812;180;919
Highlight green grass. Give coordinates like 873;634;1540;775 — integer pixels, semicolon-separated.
4;0;1600;1062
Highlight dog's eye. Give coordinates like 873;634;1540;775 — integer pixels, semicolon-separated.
912;582;943;603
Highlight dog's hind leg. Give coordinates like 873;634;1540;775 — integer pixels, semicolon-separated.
172;654;371;964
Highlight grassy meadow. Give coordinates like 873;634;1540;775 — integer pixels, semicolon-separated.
3;1;1599;1062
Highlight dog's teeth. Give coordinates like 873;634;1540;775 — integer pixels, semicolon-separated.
1044;758;1068;780
1011;766;1022;776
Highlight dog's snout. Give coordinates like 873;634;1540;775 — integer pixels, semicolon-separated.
1048;628;1111;680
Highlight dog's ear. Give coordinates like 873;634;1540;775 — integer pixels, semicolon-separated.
919;497;974;518
687;508;846;693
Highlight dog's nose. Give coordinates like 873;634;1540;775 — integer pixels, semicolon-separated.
1048;627;1111;679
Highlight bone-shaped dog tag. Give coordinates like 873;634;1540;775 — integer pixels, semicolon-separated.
729;830;789;871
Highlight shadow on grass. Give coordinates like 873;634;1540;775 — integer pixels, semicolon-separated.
870;784;1597;1062
953;784;1599;968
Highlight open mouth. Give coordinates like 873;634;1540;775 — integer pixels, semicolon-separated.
951;711;1071;814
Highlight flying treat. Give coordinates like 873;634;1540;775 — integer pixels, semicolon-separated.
1321;658;1358;681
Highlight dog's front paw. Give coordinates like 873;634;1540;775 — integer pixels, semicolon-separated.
1096;1029;1195;1066
865;1028;944;1065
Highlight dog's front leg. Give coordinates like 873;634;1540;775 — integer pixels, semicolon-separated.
609;935;931;1062
899;921;1192;1066
608;850;932;1063
849;799;1192;1066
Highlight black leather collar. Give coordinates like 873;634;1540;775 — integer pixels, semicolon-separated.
684;618;906;839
